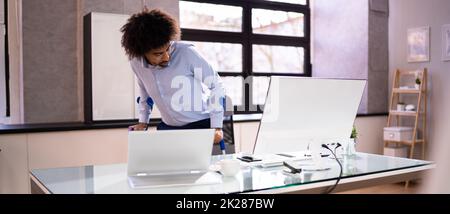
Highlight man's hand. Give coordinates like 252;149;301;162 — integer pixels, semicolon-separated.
214;128;223;144
128;123;148;131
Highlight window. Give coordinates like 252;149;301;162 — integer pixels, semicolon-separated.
180;0;311;113
252;9;304;37
188;41;242;73
179;1;242;32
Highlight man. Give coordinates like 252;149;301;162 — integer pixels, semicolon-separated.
121;9;225;144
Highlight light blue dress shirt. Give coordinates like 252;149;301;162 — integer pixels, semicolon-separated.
130;41;225;128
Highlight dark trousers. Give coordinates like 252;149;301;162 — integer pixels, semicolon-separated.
157;118;211;130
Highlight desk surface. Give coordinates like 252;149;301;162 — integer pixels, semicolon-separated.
30;153;433;194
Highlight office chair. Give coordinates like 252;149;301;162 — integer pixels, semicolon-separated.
212;96;236;155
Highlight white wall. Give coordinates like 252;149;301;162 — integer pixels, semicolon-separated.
388;0;450;193
389;0;450;157
354;116;387;154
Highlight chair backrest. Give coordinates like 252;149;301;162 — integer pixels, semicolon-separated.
212;96;236;155
223;95;234;117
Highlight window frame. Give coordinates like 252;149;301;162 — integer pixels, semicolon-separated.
180;0;311;114
2;0;9;117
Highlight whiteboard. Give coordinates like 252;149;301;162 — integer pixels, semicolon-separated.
87;12;161;121
0;24;6;118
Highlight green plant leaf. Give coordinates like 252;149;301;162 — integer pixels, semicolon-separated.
351;126;358;139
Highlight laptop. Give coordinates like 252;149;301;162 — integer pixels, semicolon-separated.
127;129;221;189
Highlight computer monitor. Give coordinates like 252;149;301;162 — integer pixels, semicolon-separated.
253;77;367;155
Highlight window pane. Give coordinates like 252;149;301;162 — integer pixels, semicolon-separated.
187;41;242;73
252;9;304;37
253;45;304;74
265;0;307;5
222;77;243;106
252;77;270;105
180;1;242;32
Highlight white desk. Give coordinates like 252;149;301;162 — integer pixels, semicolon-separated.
30;153;434;194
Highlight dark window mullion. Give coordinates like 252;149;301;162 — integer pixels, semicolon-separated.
182;0;308;11
304;3;312;77
243;3;252;112
304;46;312;77
250;35;309;47
252;73;309;77
218;72;244;77
4;0;10;117
181;29;244;43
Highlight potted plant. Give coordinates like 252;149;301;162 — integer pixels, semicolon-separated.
397;102;406;111
346;126;358;156
351;126;358;139
415;78;421;90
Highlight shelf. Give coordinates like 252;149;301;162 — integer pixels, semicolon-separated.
385;139;424;145
389;111;418;116
393;88;421;94
398;70;423;75
388;69;427;160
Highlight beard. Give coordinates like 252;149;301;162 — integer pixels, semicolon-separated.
159;61;169;67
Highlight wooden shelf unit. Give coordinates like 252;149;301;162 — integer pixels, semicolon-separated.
384;68;428;159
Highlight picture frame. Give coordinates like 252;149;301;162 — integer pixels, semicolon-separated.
442;24;450;61
407;26;430;63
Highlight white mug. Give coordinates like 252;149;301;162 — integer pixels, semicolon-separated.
219;159;241;177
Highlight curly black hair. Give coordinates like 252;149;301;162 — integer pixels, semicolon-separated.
121;9;180;59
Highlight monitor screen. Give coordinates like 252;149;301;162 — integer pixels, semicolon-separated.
253;77;366;155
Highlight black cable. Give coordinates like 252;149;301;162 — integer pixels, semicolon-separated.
321;143;343;194
283;161;302;174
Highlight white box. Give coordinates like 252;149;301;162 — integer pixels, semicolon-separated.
383;127;413;142
384;145;408;158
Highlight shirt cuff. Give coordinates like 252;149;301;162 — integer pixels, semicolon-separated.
210;113;224;129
